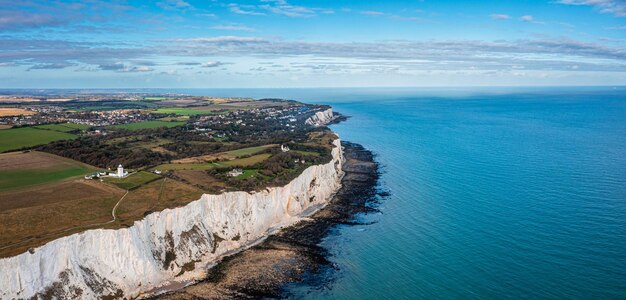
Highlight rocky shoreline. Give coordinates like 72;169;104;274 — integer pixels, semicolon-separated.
157;141;383;299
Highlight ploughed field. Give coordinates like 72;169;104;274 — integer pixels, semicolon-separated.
0;96;335;258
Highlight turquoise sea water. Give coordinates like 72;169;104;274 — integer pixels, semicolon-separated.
184;87;626;298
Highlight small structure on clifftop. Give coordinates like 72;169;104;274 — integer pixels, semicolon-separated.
281;144;290;152
228;168;243;177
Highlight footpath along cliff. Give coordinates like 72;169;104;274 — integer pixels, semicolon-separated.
0;136;343;299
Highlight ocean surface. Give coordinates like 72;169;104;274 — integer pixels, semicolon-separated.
63;87;626;299
176;87;626;299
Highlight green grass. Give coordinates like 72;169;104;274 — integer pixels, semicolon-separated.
223;145;274;158
0;165;93;192
154;154;272;171
235;169;260;179
103;171;161;190
216;153;272;167
0;127;78;153
291;150;321;156
34;123;91;132
154;107;221;116
144;97;176;101
109;120;185;131
153;163;216;171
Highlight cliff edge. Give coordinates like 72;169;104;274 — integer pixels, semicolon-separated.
0;139;344;300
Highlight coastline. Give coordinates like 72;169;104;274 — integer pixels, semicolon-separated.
156;141;382;299
0;138;344;299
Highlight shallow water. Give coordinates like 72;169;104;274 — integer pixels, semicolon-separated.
184;87;626;299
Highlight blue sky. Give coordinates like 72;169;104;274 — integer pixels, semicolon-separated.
0;0;625;88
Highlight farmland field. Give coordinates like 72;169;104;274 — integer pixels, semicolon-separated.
34;123;90;132
222;145;275;157
109;120;185;131
0;151;95;192
0;127;77;152
103;171;161;190
154;107;222;116
157;153;272;171
0;108;35;117
218;153;272;167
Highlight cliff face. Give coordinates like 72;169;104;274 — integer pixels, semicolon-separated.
305;108;334;126
0;139;344;300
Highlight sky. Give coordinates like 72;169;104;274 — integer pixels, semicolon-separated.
0;0;625;88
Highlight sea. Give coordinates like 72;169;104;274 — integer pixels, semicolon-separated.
50;87;626;298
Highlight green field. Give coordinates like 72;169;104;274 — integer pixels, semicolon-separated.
155;153;272;171
291;150;321;156
0;167;92;192
34;123;91;132
0;152;95;192
153;163;217;171
109;120;185;131
144;97;177;101
0;127;78;152
103;171;161;190
216;153;272;167
154;107;221;116
223;145;274;158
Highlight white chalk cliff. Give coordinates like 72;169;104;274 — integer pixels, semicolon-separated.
305;108;334;126
0;139;344;300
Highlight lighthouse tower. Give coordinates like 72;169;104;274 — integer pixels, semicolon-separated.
117;164;124;178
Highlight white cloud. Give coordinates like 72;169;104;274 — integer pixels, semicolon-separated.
201;61;228;68
210;24;256;32
558;0;626;17
520;15;534;22
490;14;511;20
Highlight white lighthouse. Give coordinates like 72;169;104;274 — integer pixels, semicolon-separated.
117;164;124;178
109;164;128;178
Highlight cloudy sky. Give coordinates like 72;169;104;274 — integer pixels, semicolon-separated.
1;0;625;88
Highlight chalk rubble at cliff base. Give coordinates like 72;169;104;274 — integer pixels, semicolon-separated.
0;139;344;300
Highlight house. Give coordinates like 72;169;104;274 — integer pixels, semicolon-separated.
228;168;243;177
281;144;290;152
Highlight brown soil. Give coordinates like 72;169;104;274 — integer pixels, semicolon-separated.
0;108;35;116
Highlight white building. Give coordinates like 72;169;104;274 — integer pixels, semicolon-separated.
281;144;290;152
228;168;243;177
109;164;128;178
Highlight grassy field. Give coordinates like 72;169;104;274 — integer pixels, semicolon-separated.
154;162;217;171
0;151;95;192
156;153;272;171
144;96;177;101
112;178;202;228
34;123;91;132
154;107;222;116
216;153;272;167
223;145;274;157
103;171;161;190
0;127;78;153
0;180;124;258
109;120;186;131
291;150;321;156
